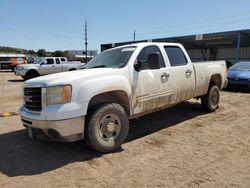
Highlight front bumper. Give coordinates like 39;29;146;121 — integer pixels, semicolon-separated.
227;79;250;89
14;69;27;76
21;115;85;142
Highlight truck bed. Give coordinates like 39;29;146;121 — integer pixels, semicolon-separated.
193;60;227;97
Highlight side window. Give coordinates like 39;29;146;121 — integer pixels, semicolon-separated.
136;46;165;70
56;58;60;64
46;58;54;65
60;58;66;62
164;46;187;66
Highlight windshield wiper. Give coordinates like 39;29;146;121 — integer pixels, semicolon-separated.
91;65;107;68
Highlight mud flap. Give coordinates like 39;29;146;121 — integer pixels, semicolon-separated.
28;127;35;139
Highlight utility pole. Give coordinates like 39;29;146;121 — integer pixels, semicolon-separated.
133;30;136;43
84;20;88;63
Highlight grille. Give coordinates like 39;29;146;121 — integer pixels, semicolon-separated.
24;87;42;111
0;63;11;69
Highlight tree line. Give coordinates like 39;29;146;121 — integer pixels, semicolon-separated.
0;47;75;59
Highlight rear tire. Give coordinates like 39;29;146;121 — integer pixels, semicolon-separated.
85;103;129;153
201;84;220;112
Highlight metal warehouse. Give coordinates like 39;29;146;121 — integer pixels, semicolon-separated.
101;29;250;65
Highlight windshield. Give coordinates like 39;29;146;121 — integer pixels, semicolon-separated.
33;57;45;64
85;46;136;69
229;62;250;71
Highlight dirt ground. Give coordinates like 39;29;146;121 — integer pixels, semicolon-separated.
0;71;249;187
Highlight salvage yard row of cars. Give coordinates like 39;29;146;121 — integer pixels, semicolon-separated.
2;50;250;90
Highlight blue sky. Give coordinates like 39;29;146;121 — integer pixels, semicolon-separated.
1;0;250;52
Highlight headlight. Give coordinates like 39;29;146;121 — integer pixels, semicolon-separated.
46;85;72;105
16;66;24;71
80;64;86;69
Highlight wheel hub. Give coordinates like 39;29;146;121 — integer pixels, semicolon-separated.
211;90;219;106
106;122;115;132
99;114;121;140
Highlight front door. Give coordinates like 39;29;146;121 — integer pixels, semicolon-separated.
53;58;63;73
131;45;174;115
38;58;56;75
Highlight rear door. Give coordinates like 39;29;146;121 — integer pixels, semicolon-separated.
132;45;174;115
54;58;63;73
164;46;195;103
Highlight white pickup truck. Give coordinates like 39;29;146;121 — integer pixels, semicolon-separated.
20;42;227;153
15;57;85;80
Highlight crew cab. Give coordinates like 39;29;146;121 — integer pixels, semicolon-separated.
19;42;227;153
15;57;84;80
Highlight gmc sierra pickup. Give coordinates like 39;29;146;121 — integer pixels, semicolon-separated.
19;42;227;153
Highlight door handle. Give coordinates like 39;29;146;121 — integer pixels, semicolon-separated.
161;72;170;79
186;69;192;74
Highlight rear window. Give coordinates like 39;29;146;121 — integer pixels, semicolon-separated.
164;46;187;66
230;62;250;70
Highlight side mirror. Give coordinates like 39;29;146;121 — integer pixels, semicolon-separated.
148;53;160;69
134;60;141;71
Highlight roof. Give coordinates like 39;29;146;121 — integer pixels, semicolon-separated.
101;29;250;51
75;55;95;58
104;42;184;51
0;54;26;57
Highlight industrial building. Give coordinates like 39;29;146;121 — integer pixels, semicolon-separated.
68;50;98;61
101;29;250;65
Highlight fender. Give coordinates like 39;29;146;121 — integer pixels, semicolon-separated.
76;74;131;116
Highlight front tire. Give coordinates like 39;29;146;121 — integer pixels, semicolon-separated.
24;70;39;80
85;103;129;153
201;84;220;112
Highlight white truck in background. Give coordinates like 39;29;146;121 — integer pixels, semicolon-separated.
14;57;85;80
20;42;227;153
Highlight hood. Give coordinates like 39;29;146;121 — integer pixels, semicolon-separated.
227;69;250;79
24;68;120;87
17;63;40;69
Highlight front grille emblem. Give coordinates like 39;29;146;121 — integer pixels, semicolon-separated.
24;95;33;102
24;87;42;111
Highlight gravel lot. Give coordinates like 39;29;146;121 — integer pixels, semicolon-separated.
0;71;249;187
